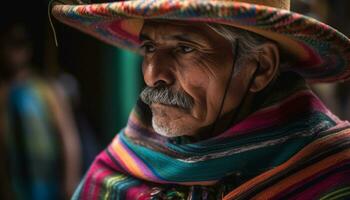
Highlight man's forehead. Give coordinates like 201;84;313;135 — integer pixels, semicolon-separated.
140;20;213;42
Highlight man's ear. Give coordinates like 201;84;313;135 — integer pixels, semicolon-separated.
250;42;280;92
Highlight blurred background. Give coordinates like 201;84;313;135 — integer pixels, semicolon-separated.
0;0;349;199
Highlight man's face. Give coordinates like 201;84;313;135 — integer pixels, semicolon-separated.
140;21;253;137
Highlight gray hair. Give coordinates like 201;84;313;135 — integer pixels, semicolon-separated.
207;23;280;74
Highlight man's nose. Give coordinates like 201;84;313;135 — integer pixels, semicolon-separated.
143;51;175;87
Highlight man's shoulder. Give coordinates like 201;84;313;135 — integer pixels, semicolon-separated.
224;125;350;200
261;125;350;198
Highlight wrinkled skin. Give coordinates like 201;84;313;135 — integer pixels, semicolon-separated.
140;20;279;139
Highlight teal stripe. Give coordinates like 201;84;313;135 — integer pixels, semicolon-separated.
120;129;318;182
166;112;335;156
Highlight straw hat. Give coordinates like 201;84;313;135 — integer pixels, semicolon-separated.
52;0;350;83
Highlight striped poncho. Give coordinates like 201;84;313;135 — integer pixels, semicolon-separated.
73;76;350;199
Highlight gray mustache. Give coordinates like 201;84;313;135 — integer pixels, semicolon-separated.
140;86;194;110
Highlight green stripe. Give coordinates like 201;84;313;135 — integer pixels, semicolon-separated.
103;174;128;200
320;187;350;200
328;190;350;200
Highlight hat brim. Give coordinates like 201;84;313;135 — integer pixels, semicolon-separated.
52;0;350;83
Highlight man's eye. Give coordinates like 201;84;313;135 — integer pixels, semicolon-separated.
179;45;194;53
141;43;156;53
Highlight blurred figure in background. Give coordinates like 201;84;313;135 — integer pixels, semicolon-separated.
0;21;82;199
55;72;100;173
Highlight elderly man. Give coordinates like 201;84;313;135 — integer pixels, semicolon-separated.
52;0;350;199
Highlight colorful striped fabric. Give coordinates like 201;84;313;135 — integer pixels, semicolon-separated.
72;74;350;199
51;0;350;83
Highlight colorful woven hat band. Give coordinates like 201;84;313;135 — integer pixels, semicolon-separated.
52;0;350;83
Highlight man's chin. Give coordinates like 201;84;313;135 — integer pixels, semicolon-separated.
152;117;189;138
150;104;198;137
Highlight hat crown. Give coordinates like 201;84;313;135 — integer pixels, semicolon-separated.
230;0;290;10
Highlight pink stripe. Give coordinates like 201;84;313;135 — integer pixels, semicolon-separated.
218;91;332;138
103;19;140;43
294;42;322;69
81;166;112;200
125;184;151;199
81;152;115;199
90;169;113;200
81;157;103;199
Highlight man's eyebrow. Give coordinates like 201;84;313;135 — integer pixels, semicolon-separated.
139;34;153;42
165;34;199;43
